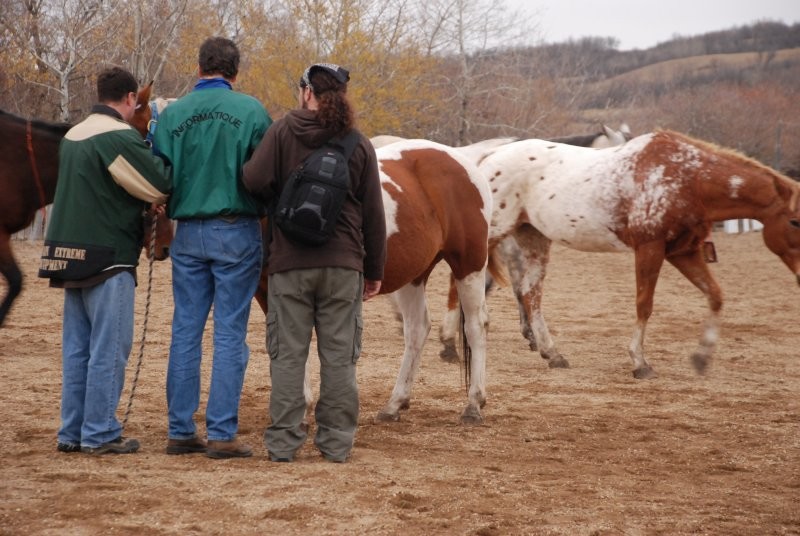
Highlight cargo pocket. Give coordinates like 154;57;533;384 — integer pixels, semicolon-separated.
266;311;279;359
352;315;363;363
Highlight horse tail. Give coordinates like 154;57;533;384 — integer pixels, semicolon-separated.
487;244;509;288
460;306;470;394
461;245;506;394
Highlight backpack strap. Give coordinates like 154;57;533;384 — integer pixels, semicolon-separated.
327;130;360;161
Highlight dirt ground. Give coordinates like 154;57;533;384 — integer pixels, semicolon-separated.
1;231;798;535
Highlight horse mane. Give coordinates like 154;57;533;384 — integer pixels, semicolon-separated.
659;129;800;209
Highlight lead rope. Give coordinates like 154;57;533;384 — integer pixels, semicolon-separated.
121;212;158;427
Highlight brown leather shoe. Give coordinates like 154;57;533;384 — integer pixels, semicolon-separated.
206;438;252;459
166;436;207;455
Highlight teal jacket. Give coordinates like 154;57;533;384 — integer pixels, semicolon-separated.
153;80;272;219
40;106;171;282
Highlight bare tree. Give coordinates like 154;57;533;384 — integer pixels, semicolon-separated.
411;0;538;144
1;0;128;122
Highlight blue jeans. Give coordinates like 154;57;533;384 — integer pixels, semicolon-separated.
167;217;262;441
59;271;135;448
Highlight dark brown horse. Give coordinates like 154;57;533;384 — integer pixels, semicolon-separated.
0;111;70;326
0;90;172;327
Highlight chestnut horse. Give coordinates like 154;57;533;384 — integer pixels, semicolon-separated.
133;93;501;423
482;130;800;378
0;91;173;327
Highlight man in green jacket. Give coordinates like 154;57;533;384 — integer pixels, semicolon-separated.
154;37;272;459
39;66;171;455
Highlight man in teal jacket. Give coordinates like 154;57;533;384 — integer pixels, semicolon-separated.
39;66;171;455
154;37;271;459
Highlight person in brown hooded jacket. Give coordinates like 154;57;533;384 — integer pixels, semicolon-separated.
242;63;386;462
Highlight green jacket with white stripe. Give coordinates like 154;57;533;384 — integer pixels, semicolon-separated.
39;105;171;282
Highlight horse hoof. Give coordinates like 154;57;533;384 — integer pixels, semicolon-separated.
439;341;459;363
691;353;710;375
460;407;483;425
528;340;538;352
375;411;400;423
547;356;570;369
633;366;658;380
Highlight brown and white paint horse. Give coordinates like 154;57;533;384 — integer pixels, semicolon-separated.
481;130;800;378
134;93;501;423
371;139;502;423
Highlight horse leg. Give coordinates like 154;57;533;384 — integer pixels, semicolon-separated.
438;273;461;363
0;233;22;327
455;269;489;425
513;225;568;368
440;270;493;363
498;234;537;351
302;361;314;429
666;249;723;375
629;242;667;379
375;283;431;422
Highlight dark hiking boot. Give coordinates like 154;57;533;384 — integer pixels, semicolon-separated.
166;436;207;455
81;437;140;455
206;439;252;459
57;442;81;453
268;452;293;462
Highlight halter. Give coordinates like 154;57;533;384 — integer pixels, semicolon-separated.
144;100;159;148
26;120;49;228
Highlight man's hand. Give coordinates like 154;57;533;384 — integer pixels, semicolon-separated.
363;279;381;301
151;202;166;216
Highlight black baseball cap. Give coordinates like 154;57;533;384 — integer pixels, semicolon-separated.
300;63;350;91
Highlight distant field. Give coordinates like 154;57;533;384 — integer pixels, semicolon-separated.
596;48;800;88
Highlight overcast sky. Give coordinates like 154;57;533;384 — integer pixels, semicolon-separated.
507;0;799;50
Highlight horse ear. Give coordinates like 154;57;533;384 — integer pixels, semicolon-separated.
137;81;153;105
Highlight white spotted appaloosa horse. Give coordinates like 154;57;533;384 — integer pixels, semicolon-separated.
481;130;800;378
439;125;632;360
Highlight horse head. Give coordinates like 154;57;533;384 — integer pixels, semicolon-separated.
142;204;173;260
761;175;800;286
594;124;632;148
130;80;163;147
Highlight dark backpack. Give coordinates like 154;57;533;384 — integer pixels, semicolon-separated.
273;131;360;246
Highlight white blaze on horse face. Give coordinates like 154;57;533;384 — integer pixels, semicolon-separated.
728;175;745;199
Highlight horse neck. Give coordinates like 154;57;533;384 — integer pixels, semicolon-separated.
697;164;785;223
25;122;66;206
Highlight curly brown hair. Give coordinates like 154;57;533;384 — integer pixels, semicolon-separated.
305;68;354;134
